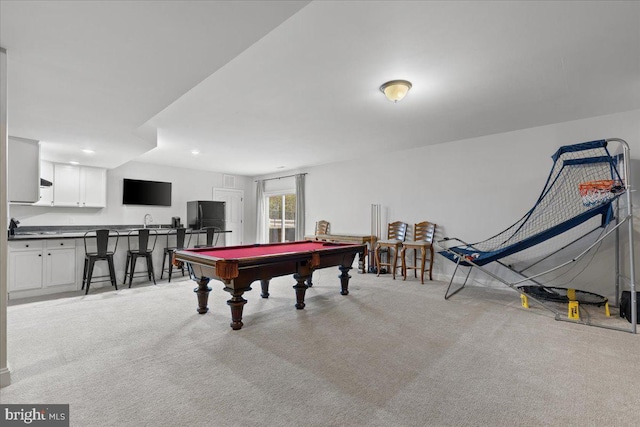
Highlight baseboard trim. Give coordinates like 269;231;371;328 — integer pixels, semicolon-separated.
0;366;11;388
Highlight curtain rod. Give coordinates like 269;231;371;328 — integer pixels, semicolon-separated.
255;173;307;183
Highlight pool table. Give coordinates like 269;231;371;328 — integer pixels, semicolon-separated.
174;241;366;330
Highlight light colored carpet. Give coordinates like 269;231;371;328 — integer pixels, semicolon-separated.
2;269;640;426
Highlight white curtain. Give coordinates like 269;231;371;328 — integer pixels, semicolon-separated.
295;174;306;240
255;180;267;243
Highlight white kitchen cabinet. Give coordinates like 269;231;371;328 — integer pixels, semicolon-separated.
53;164;107;207
8;136;40;203
8;241;44;291
8;239;77;298
53;164;81;206
80;166;107;207
44;240;77;287
35;160;54;206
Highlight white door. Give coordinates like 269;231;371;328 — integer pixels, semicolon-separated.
213;188;244;246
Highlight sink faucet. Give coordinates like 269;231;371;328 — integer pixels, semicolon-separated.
9;218;20;236
143;214;153;228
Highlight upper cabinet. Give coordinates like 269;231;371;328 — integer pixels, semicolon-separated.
8;136;40;203
80;166;107;207
9;141;108;207
53;164;107;207
34;160;54;206
53;164;81;206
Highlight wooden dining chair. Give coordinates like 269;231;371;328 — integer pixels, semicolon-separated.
374;221;408;279
401;221;436;284
315;220;330;235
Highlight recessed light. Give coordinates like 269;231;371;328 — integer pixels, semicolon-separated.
82;149;95;154
191;150;200;155
69;161;79;165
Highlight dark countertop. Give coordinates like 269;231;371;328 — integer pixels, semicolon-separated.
8;225;231;241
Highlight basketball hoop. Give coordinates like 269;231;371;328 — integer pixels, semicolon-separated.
578;180;621;207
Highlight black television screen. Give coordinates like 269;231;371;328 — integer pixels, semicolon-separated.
122;179;172;206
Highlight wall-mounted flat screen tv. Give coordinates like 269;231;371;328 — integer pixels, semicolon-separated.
122;178;172;206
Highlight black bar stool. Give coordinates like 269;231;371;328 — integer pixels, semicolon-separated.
161;227;191;282
82;229;119;295
123;229;158;287
195;226;220;248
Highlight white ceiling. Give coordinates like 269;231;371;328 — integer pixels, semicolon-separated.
2;1;639;176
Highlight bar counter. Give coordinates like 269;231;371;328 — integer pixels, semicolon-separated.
9;225;231;240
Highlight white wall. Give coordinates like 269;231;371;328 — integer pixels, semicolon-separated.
9;161;252;227
1;46;11;388
300;109;640;239
9;109;640;299
251;108;640;298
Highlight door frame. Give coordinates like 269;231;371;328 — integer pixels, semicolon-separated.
263;189;296;243
213;188;244;245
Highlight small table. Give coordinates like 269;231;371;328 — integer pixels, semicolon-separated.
305;234;377;273
175;241;366;330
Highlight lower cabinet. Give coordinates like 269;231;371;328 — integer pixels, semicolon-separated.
8;239;77;299
9;245;44;292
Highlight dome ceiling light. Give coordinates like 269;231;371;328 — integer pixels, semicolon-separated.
380;80;412;102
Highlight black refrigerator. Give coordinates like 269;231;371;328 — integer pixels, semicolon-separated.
187;201;226;230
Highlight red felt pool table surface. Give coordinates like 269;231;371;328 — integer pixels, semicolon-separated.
189;241;344;259
175;240;366;330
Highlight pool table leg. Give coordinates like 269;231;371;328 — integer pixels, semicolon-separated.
339;265;352;295
193;277;211;314
293;273;309;309
226;287;248;330
260;279;270;298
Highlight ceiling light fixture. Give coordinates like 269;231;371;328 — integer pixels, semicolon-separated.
380;80;412;103
82;149;95;154
191;150;200;155
69;161;79;165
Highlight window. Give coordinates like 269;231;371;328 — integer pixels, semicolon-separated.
268;193;296;243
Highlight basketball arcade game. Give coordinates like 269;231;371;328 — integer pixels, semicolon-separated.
438;138;637;333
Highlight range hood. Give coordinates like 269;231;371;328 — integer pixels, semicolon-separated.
40;178;52;187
